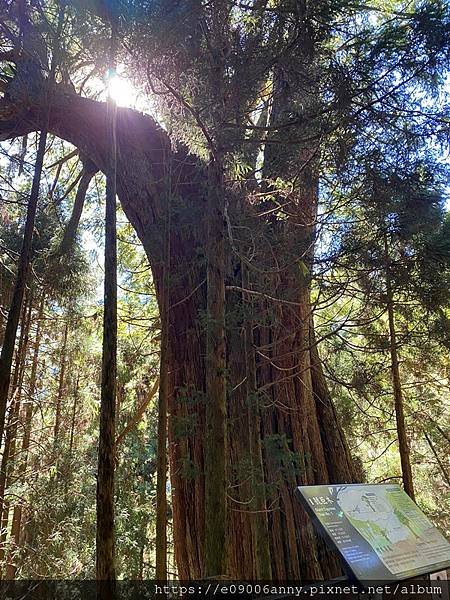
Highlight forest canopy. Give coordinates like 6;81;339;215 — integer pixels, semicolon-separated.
0;0;449;584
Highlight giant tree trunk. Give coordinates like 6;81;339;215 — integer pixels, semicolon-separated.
204;154;227;578
156;195;170;581
242;263;272;580
0;83;355;580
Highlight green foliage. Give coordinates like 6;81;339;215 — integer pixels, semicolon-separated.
0;135;162;578
263;434;307;482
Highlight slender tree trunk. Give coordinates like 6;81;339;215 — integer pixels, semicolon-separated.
0;294;32;575
96;42;118;590
53;319;69;448
115;379;159;447
139;543;145;580
1;396;23;580
0;131;47;445
2;329;31;580
384;232;415;500
4;295;45;579
69;373;80;456
424;432;450;487
0;294;31;506
386;295;415;499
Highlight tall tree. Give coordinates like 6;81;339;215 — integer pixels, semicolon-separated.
242;264;272;580
383;230;415;499
321;161;449;499
96;24;118;590
0;129;47;445
0;291;32;575
5;293;45;579
53;319;69;449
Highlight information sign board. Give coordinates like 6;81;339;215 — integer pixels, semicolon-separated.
296;484;450;583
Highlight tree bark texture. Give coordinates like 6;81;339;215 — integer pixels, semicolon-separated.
156;186;170;580
242;263;272;580
204;156;227;578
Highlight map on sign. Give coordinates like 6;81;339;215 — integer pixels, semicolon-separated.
296;484;450;583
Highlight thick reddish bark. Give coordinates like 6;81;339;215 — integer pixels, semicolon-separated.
0;85;355;580
156;197;170;580
204;155;227;578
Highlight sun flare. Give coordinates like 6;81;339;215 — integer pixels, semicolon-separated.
106;70;138;108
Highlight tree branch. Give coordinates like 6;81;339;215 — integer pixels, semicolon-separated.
115;378;160;448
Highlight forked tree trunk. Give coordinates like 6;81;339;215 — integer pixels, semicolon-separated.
0;85;355;580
